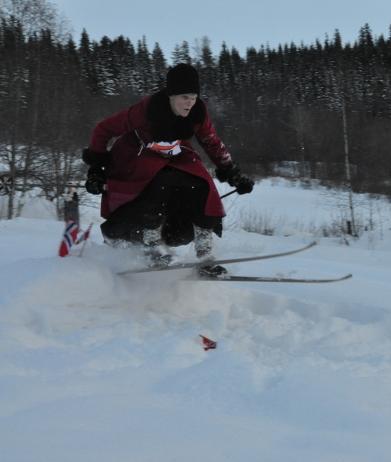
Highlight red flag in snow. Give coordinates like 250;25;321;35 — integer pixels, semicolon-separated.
200;335;217;351
58;221;79;257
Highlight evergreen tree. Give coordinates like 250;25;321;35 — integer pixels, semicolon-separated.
217;42;235;97
171;40;192;65
134;36;152;94
111;35;137;96
151;42;167;91
94;35;116;96
79;29;99;93
197;36;215;96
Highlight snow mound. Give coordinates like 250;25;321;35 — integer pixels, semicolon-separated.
2;180;391;461
19;197;57;219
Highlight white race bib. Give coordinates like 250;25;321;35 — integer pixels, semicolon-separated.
147;140;182;156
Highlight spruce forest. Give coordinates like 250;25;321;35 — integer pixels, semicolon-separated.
1;0;391;219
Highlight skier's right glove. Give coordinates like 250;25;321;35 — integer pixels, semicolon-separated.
82;147;111;168
85;166;106;195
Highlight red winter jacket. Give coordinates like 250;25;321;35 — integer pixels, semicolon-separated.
89;95;232;219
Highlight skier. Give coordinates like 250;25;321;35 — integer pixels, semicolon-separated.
82;63;253;275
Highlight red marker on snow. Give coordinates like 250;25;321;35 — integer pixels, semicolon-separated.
200;335;217;351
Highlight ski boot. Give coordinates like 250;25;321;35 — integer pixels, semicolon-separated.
103;236;132;249
194;225;228;278
143;227;172;268
197;264;228;279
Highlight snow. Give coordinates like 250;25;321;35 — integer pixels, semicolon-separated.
1;178;391;462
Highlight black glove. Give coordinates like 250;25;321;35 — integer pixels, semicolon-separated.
234;176;254;195
85;166;106;195
215;163;254;195
82;147;111;168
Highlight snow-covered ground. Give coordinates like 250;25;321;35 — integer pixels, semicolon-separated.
1;178;391;462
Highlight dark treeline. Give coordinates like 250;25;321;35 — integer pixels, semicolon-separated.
1;10;391;218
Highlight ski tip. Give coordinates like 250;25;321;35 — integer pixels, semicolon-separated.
341;273;353;280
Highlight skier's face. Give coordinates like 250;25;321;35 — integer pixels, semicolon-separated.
169;93;197;117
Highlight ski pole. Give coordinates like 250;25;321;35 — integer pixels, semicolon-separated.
220;188;237;199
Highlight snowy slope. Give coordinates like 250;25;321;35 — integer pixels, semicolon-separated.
1;179;391;462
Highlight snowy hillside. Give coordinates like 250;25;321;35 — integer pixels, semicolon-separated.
1;178;391;462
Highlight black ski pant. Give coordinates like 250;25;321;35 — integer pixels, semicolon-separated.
100;166;221;243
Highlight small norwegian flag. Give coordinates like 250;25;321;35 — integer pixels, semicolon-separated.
58;221;79;257
75;223;93;245
76;223;93;257
200;335;217;351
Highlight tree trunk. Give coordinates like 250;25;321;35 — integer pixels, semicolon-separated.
341;99;357;236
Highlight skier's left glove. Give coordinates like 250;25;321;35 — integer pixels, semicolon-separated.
85;166;106;195
215;163;254;195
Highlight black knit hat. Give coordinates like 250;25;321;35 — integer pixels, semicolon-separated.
166;63;200;96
